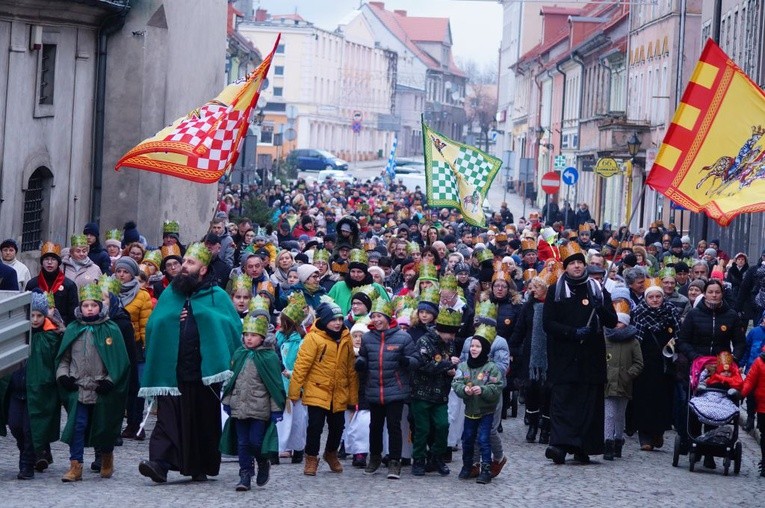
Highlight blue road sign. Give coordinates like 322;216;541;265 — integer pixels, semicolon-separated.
562;166;579;186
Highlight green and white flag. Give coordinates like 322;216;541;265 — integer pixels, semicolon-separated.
422;119;502;227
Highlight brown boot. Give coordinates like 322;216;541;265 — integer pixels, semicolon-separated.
62;460;83;482
322;451;343;473
303;455;319;476
100;452;114;478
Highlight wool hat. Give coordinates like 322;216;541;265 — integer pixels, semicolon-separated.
610;286;632;305
296;264;319;283
83;222;100;238
644;285;663;297
114;256;140;277
704;248;717;258
316;299;344;326
453;262;470;275
123;221;140;245
680;235;691;244
688;279;706;292
671;236;682;248
350;321;369;336
30;291;49;315
1;238;19;252
674;261;690;273
711;266;724;280
204;233;221;245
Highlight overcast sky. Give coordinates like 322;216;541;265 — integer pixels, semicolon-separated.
255;0;502;70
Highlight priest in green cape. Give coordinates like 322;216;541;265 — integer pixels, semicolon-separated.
138;242;242;484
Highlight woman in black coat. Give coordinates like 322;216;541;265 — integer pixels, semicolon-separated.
629;286;679;451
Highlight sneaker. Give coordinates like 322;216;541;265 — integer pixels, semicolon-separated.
434;458;450;476
490;456;507;478
387;459;401;480
458;465;472;480
365;455;382;475
411;458;426;476
352;454;367;468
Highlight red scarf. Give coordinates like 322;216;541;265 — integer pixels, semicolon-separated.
37;269;65;293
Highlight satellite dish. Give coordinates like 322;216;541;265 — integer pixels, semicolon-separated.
257;95;268;108
286;105;298;120
444;81;452;90
451;91;460;101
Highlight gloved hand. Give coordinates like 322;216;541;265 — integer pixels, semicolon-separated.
398;355;410;368
95;379;114;395
223;404;231;416
57;375;77;392
270;411;284;423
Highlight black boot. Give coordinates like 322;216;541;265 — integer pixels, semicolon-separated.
614;439;624;458
236;469;252;491
526;412;539;443
545;446;566;465
603;440;614;461
442;447;452;463
91;451;102;472
538;416;551;444
476;462;492;484
434;456;450;476
255;458;270;487
411;458;426;476
269;452;280;465
17;463;34;480
458;462;472;480
758;460;765;477
291;450;304;464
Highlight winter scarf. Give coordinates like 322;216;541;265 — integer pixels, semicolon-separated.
528;301;548;381
38;269;65;293
632;300;679;340
554;271;603;304
119;278;141;307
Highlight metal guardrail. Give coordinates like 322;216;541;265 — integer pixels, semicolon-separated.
0;291;31;378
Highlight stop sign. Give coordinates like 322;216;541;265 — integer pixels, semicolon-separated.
541;171;561;194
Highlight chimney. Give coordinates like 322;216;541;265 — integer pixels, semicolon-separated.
394;10;407;16
369;2;385;9
255;8;268;22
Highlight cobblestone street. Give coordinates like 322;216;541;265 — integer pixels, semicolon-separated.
1;408;761;507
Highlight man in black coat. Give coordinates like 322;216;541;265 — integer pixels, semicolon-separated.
542;241;617;464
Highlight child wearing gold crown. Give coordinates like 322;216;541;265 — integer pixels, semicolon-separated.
55;282;129;482
220;315;286;491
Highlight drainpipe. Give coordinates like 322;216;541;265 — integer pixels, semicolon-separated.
571;52;586;220
91;5;130;223
555;61;567;153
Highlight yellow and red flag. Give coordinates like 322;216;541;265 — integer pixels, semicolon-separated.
115;35;280;184
647;39;765;226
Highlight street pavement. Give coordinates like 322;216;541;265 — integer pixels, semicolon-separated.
1;407;761;507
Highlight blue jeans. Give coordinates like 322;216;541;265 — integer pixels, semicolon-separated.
70;402;113;462
235;418;267;472
461;414;493;466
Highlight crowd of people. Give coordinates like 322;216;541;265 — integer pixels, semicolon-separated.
1;172;765;492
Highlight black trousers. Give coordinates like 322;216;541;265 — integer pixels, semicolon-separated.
305;405;345;457
526;379;551;417
369;401;404;459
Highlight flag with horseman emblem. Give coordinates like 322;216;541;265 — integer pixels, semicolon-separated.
115;35;281;183
647;39;765;226
422;118;502;227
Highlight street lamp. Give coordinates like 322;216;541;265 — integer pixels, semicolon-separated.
625;132;641;226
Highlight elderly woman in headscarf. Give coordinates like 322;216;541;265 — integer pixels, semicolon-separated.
629;284;679;452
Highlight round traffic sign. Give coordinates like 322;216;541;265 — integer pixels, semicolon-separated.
541;171;560;194
562;166;579;186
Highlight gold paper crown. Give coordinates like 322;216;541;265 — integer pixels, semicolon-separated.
163;220;180;234
578;223;591;233
440;274;459;292
645;277;662;289
506;224;517;234
40;241;62;258
475;300;498;320
313;249;330;264
474;324;497;343
331;260;349;274
568;230;578;240
364;240;377;252
407;241;421;254
281;301;307;324
523;268;538;282
418;262;439;282
606;237;619;249
418;287;440;307
393;294;417;312
370;298;394;318
559;241;584;262
249;295;271;316
70;234;88;248
257;280;276;299
161;244;182;259
613;300;631;315
79;282;103;303
185;242;212;265
435;307;462;328
528;211;540;219
105;229;121;241
349;248;368;266
476;248;494;264
353;284;380;302
495;233;508;243
98;274;121;296
619;241;633;249
632;236;646;246
537;265;560;287
143;250;163;269
491;260;511;283
230;274;253;293
242;315;269;337
521;238;537;252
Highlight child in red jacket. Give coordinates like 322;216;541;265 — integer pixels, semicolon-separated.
742;345;765;477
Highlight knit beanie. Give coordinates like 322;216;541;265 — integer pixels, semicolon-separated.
114;256;140;277
351;291;373;312
417;300;439;317
296;264;319;283
350;321;369;336
610;286;632;306
123;221;140;245
315;301;343;328
671;237;682;248
83;222;100;238
31;291;49;315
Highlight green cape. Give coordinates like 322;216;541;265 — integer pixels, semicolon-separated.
219;346;286;455
27;328;63;449
56;318;129;448
328;281;390;315
140;283;242;396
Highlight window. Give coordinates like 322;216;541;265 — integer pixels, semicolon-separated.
39;44;56;105
276;44;285;54
260;124;274;144
273;87;283;97
274;65;284;76
22;167;53;252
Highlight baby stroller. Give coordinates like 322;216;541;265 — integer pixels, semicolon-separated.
672;356;742;475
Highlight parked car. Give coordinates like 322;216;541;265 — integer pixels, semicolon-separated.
393;158;425;174
317;169;355;183
287;149;349;171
